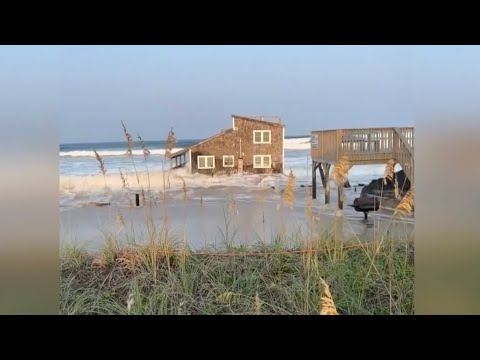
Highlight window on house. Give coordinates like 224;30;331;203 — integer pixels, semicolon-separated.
253;155;271;169
198;155;215;169
253;130;271;144
223;155;234;167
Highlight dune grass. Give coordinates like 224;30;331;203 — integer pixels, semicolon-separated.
60;229;414;315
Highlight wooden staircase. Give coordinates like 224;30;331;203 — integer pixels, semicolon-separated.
310;127;414;207
392;127;414;186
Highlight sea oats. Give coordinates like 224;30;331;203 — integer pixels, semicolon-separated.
94;150;106;175
319;278;338;315
332;155;350;186
384;158;396;185
119;169;128;188
116;210;125;231
283;170;295;209
177;175;187;204
121;120;134;156
138;134;151;160
395;189;414;216
165;127;176;159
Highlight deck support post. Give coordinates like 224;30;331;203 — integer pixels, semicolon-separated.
324;163;331;205
312;161;317;199
319;163;326;188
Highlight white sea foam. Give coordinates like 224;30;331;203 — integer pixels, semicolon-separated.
59;156;402;198
283;137;310;150
60;138;311;157
59;167;286;211
60;148;184;157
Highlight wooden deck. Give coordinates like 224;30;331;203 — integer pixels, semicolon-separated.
310;127;414;208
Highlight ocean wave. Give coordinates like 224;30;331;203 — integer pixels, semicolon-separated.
59;168;283;194
60;137;311;157
60;148;185;157
283;137;310;150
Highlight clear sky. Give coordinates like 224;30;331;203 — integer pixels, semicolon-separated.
2;45;419;143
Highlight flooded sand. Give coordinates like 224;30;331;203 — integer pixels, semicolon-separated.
60;184;414;251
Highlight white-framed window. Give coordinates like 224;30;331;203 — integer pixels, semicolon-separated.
223;155;235;167
253;130;271;144
197;155;215;169
253;155;271;169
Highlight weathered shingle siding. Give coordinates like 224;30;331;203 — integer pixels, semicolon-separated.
190;116;284;175
190;130;240;175
233;118;283;174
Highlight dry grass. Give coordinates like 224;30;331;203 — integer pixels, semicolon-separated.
141;187;146;207
91;256;107;268
117;247;148;271
165;127;176;159
119;169;128;189
121;120;134;156
163;127;176;190
332;155;350;186
395;189;414;216
182;178;188;204
319;278;338;315
173;175;188;204
383;159;401;199
228;194;238;215
216;291;238;305
116;211;125;231
121;121;140;186
138;133;152;192
394;178;400;199
384;159;396;185
94;150;106;175
283;170;295;209
138;134;151;160
93;150;107;189
253;293;262;315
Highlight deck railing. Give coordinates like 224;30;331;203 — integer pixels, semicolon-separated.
311;127;414;184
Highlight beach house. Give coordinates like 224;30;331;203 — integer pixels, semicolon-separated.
170;115;285;175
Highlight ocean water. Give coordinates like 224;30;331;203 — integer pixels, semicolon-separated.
60;136;400;187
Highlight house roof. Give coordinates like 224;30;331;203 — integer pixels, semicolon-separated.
170;115;284;158
232;114;284;127
170;129;234;158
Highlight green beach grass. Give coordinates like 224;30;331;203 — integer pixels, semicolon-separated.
60;229;414;315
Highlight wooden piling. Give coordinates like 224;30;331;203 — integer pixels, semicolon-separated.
324;163;331;204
